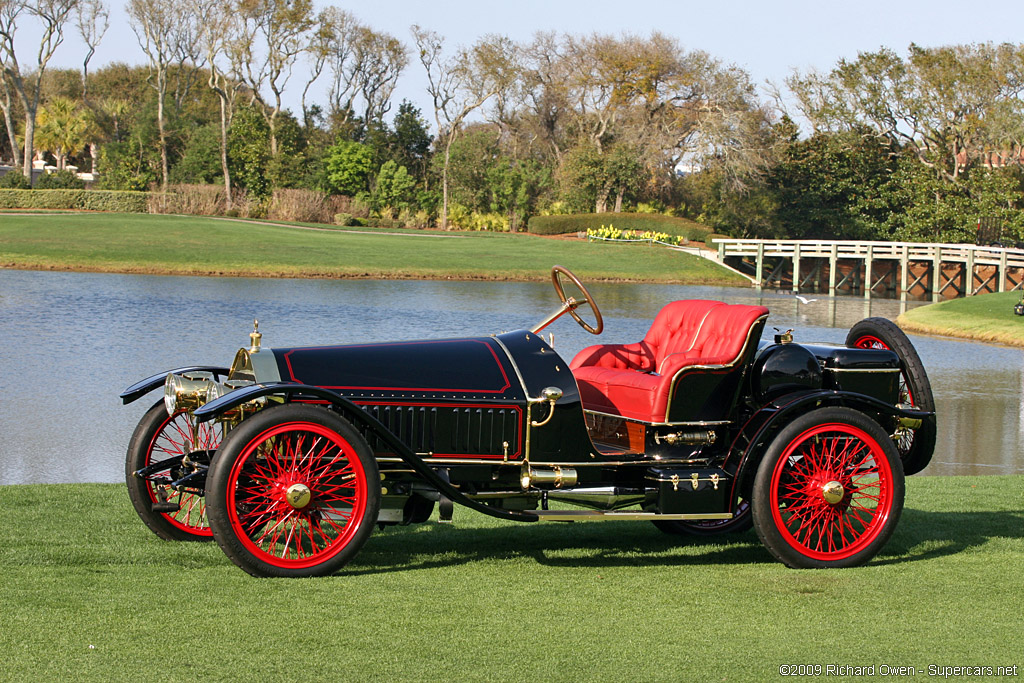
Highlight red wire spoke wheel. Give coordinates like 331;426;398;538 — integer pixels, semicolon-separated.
752;407;904;568
206;404;379;577
846;317;936;475
126;401;221;541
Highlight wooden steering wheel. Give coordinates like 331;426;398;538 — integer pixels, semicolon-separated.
551;265;604;335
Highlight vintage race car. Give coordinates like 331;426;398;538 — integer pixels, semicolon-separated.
120;266;936;576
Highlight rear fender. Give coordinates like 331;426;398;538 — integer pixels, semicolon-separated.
120;366;230;405
194;382;539;523
728;390;933;504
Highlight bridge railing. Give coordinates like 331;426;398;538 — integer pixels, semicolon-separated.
712;239;1024;268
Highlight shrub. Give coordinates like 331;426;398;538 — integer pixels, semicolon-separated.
148;184;231;216
334;213;354;226
0;189;149;212
366;217;401;229
349;195;371;218
268;188;333;224
528;212;712;240
36;169;86;190
0;170;31;189
398;207;432;229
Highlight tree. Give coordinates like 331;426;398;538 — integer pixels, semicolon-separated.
788;43;1024;182
390;100;432;182
233;0;314;156
34;95;88;168
0;68;16;166
767;127;898;240
74;0;106;103
128;0;203;189
227;103;271;198
412;26;518;229
0;0;80;179
323;138;372;196
191;0;243;206
512;32;770;208
350;25;406;127
371;159;415;211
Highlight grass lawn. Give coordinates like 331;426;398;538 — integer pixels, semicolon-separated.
1;477;1021;681
898;291;1024;347
0;213;745;285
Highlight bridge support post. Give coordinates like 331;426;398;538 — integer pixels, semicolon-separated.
900;244;909;302
966;248;976;296
828;243;838;295
864;245;873;299
755;242;764;290
999;250;1008;293
932;248;942;302
792;243;801;293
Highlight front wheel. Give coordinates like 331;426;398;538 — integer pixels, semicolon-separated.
125;401;221;541
752;407;904;569
206;404;380;577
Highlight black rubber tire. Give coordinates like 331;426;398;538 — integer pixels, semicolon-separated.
206;404;380;577
846;317;936;475
125;401;219;542
651;499;752;536
752;407;905;569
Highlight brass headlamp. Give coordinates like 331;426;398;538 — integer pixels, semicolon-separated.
163;371;215;415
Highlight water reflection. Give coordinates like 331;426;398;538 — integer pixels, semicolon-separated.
0;269;1020;484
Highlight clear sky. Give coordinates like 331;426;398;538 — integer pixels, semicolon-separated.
41;0;1024;129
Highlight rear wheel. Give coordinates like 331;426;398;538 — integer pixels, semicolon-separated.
752;407;904;568
126;401;220;541
846;317;935;475
206;404;380;577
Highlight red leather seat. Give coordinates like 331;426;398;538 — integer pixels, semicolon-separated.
570;301;769;423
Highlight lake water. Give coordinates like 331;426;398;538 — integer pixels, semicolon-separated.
1;269;1021;484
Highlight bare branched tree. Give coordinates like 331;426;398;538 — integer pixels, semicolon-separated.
234;0;314;155
412;25;517;228
0;67;17;166
352;26;406;126
191;0;243;206
74;0;107;102
321;6;358;124
0;0;80;179
128;0;204;189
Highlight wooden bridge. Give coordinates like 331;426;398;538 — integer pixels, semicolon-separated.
712;239;1024;299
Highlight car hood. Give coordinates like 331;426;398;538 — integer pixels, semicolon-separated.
265;336;527;402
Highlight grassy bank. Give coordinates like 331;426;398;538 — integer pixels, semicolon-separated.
898;291;1024;347
0;213;745;285
1;477;1021;681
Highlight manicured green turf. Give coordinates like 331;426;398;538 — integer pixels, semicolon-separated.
898;291;1024;347
0;213;745;285
1;477;1020;681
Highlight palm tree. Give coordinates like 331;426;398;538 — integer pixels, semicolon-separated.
35;96;89;170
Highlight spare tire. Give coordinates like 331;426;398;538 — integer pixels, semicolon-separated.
846;317;936;475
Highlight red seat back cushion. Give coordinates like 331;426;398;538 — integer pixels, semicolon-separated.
571;302;768;422
569;300;724;374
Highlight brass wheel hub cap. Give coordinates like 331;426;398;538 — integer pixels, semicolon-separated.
285;483;312;509
821;480;845;505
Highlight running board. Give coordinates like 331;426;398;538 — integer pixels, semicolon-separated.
530;510;733;522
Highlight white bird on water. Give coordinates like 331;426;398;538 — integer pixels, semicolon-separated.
794;295;818;304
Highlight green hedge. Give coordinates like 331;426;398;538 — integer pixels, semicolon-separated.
0;189;150;212
528;212;712;239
